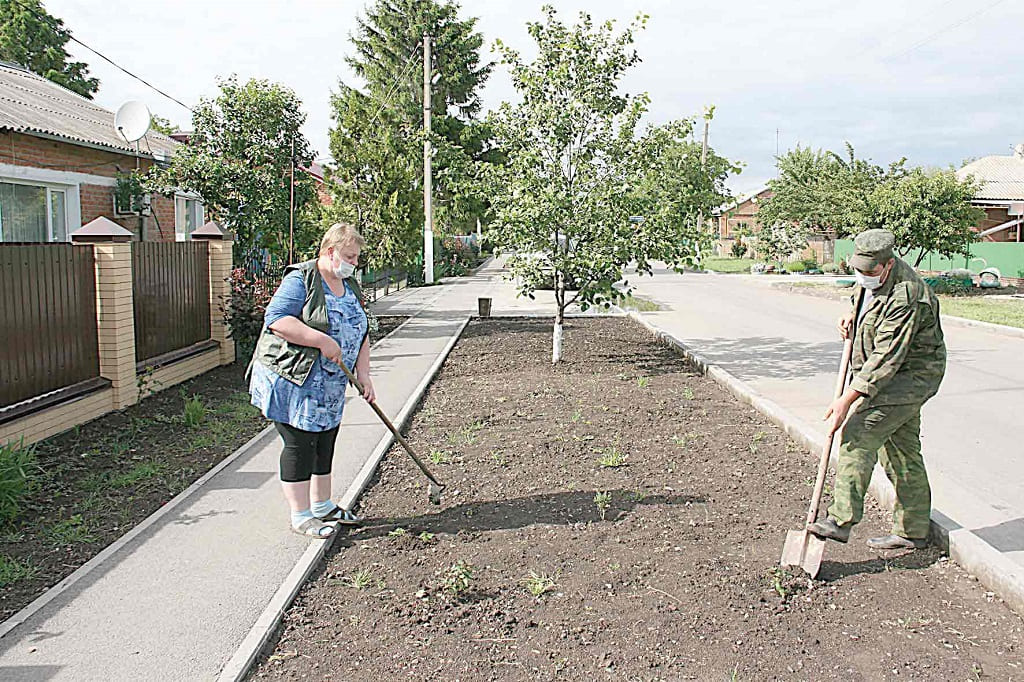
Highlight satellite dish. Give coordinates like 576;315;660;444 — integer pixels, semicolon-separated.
114;101;151;143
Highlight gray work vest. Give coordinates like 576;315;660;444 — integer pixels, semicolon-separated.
247;260;365;387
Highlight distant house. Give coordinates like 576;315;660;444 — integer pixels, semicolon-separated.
957;146;1024;243
0;61;201;243
715;187;773;253
715;187;837;264
303;161;334;207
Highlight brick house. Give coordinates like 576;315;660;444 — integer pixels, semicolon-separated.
957;146;1024;243
715;187;773;254
0;62;202;243
715;187;835;264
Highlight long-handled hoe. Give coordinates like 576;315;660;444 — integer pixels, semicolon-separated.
335;362;445;505
781;290;865;577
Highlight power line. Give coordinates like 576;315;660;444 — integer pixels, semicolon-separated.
8;0;193;111
363;42;423;131
882;0;1008;62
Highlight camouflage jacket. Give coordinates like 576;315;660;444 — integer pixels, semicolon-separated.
849;258;946;405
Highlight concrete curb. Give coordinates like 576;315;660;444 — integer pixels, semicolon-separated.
627;311;1024;616
771;281;1024;340
940;313;1024;339
0;423;278;640
216;316;471;682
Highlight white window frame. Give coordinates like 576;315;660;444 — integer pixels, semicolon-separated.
0;177;73;242
174;192;205;242
0;163;88;241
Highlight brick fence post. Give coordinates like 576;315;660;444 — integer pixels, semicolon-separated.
71;217;140;409
191;221;235;365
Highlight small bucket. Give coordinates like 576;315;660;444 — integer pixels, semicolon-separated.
478;297;492;318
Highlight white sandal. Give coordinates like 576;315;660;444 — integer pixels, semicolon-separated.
291;517;335;539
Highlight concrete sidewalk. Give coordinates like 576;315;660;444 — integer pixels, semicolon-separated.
628;266;1024;613
0;258;555;681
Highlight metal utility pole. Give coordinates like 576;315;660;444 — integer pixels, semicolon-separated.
288;135;295;263
696;113;710;258
423;35;434;284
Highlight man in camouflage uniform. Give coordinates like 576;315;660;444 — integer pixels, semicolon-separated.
808;229;946;550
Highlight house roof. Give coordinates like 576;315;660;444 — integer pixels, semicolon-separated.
714;187;771;215
0;62;178;159
957;151;1024;202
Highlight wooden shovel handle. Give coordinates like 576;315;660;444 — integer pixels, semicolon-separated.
805;289;865;525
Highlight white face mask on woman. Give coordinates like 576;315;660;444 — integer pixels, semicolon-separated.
332;257;356;280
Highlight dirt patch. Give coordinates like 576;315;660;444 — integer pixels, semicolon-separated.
373;315;409;341
0;363;265;620
250;319;1023;681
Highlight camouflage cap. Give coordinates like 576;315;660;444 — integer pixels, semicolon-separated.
850;229;895;271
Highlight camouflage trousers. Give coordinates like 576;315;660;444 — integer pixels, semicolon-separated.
827;401;932;539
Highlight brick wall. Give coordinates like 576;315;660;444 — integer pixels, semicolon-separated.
976;206;1021;243
1;131;178;241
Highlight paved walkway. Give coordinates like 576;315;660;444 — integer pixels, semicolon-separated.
628;266;1024;611
0;258;559;681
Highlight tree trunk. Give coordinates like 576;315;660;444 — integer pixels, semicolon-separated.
552;272;565;365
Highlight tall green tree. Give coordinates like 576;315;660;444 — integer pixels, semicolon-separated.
0;0;98;98
328;0;496;268
757;143;893;242
487;7;733;363
870;168;983;266
148;76;317;263
760;143;983;266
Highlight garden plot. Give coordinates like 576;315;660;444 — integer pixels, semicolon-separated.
250;319;1022;681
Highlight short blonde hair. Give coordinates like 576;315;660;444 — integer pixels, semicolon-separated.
319;222;366;255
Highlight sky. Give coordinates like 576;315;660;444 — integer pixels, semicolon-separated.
45;0;1024;196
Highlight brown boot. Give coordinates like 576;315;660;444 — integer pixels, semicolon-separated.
807;516;851;543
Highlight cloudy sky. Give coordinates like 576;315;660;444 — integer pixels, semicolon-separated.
47;0;1024;195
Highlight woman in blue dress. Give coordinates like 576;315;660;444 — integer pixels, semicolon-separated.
248;223;373;538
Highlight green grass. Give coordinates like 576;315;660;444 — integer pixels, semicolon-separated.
108;461;167;489
0;555;37;587
49;514;96;545
614;293;661;312
701;257;754;274
940;297;1024;329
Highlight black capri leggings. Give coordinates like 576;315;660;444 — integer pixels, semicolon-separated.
274;422;339;482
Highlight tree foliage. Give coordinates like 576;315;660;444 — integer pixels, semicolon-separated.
148;77;318;263
485;7;736;362
760;142;984;266
327;0;497;268
870;168;983;265
0;0;98;98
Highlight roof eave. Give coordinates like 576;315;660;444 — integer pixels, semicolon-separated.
5;127;163;161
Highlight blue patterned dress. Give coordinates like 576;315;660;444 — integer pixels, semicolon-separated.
248;272;368;432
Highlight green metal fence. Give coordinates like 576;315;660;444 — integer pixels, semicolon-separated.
835;240;1024;278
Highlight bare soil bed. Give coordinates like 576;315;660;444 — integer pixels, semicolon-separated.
250;318;1023;681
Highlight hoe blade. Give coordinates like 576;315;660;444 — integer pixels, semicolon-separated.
781;529;826;578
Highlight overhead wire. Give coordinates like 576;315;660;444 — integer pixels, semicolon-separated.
8;0;193;111
881;0;1008;62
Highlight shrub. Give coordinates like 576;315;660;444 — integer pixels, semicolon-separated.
925;276;973;296
223;263;284;361
730;240;748;258
784;261;807;273
822;263;839;274
0;440;39;526
802;258;819;270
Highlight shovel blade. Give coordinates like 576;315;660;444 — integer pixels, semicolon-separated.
780;529;826;578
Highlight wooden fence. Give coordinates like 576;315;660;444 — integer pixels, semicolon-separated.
0;244;101;409
132;241;211;364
